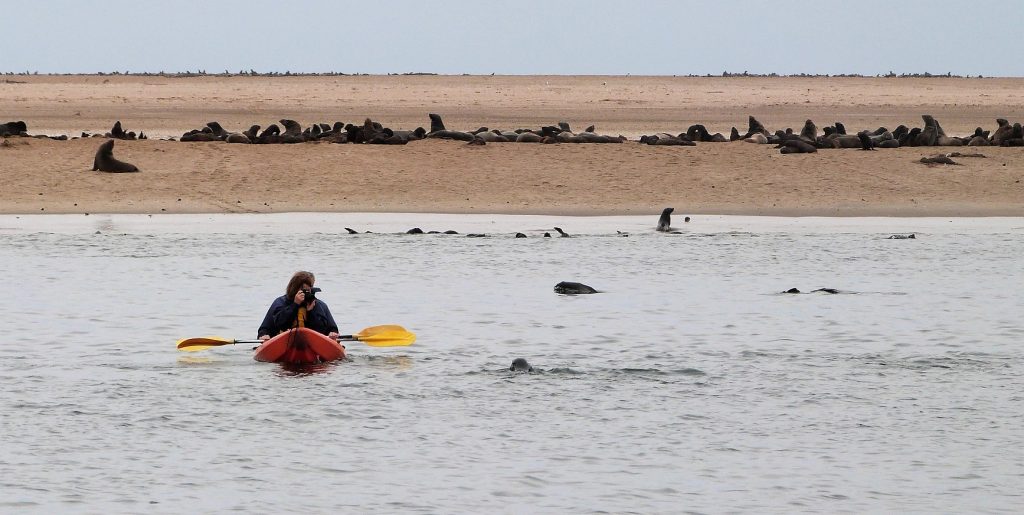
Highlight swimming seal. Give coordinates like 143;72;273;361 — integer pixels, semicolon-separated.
554;281;599;294
657;207;674;232
92;139;139;173
510;358;533;372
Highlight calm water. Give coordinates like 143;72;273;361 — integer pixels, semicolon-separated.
1;213;1022;514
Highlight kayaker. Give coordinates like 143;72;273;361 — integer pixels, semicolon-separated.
258;271;340;342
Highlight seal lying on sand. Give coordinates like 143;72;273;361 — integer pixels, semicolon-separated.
554;281;599;294
0;121;27;136
92;139;139;173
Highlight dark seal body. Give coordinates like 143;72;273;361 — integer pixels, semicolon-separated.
657;207;674;232
510;358;533;372
92;139;139;173
554;281;598;294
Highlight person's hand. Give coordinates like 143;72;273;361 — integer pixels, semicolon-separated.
259;335;270;342
328;331;339;340
293;290;306;305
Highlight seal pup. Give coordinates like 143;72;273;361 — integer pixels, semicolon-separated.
510;358;533;372
656;207;674;232
92;139;139;173
554;281;599;294
857;132;875;151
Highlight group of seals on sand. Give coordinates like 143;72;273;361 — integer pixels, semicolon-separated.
427;115;627;145
696;115;1024;154
179;118;427;145
6;114;1023;149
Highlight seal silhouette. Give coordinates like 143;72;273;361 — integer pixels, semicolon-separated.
554;281;599;294
657;207;674;231
92;139;139;173
509;358;534;372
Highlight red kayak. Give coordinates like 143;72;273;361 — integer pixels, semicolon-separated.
253;327;347;364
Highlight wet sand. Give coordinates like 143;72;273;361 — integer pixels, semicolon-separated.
2;74;1023;216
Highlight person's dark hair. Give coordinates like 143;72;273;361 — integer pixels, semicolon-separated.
286;271;316;299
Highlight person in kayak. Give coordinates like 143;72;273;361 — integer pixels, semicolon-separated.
258;271;340;342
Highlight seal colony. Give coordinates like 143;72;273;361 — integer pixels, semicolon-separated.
3;74;1024;217
3;112;1020;180
5;113;1021;153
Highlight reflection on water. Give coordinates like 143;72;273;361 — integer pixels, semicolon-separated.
1;214;1023;513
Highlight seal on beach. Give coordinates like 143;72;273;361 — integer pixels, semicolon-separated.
510;358;534;372
919;155;959;165
554;227;570;237
778;140;817;154
426;113;476;141
857;132;875;151
656;207;674;231
92;139;139;173
888;234;916;239
799;120;817;141
0;121;27;137
554;281;599;295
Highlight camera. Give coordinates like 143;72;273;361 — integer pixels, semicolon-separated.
301;287;322;304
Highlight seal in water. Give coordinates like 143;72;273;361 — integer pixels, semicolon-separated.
92;139;139;173
554;281;599;294
510;358;533;372
657;207;674;232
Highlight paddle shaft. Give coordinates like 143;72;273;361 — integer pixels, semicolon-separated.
234;334;357;345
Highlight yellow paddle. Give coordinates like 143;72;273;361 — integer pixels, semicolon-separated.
176;324;416;352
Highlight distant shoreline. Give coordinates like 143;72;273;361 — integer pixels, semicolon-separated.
0;72;1012;79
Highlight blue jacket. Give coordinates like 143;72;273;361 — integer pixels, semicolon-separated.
258;295;339;338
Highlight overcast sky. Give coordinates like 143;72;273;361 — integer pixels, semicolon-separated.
3;1;1021;76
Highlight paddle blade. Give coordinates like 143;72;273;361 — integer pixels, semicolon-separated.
176;336;237;352
356;330;416;347
354;325;408;338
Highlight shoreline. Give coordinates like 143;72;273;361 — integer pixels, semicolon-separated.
2;212;1022;236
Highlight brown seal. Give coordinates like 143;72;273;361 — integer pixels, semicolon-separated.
92;140;139;173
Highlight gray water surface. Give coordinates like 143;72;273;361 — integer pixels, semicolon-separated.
1;214;1022;513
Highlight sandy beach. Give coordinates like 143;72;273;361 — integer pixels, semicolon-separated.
2;74;1023;216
